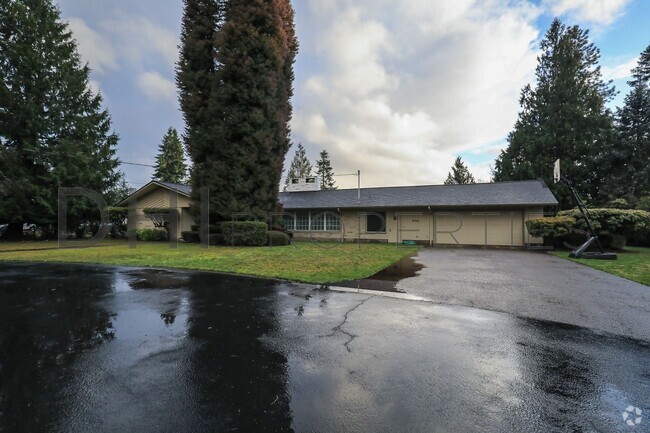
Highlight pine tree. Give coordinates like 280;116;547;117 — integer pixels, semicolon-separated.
492;19;615;209
178;0;298;221
316;150;337;190
0;0;121;237
601;45;650;201
152;127;187;184
284;143;312;190
444;157;476;185
631;45;650;85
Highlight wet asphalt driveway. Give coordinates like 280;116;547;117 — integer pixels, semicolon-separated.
397;248;650;341
1;262;649;433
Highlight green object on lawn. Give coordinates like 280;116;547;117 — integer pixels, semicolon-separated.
402;240;416;245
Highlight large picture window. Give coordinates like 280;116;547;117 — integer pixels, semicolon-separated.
290;211;341;232
366;212;386;233
282;214;296;231
295;213;310;231
311;213;325;231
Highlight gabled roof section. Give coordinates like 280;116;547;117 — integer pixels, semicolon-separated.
278;180;558;210
116;181;191;206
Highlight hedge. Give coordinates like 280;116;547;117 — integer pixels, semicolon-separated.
557;208;650;242
526;216;576;239
217;221;268;246
134;228;167;242
637;196;650;211
267;230;291;246
181;231;200;243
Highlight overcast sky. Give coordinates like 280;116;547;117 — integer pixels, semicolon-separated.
56;0;650;189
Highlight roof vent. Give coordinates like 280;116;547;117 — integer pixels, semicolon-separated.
286;176;321;192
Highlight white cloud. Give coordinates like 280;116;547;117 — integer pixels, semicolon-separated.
87;79;102;96
67;17;118;74
291;0;541;187
137;71;176;102
543;0;631;25
102;14;179;67
602;56;638;81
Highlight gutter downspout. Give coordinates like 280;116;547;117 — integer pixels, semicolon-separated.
428;206;433;246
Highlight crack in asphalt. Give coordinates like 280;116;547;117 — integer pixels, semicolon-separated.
320;296;373;352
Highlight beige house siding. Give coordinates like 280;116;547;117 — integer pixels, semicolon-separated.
289;207;545;247
126;187;193;240
119;182;552;246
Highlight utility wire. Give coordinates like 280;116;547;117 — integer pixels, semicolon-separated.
7;147;156;168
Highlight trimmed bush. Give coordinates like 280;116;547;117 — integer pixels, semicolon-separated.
208;234;224;246
135;228;168;242
607;198;631;209
598;232;627;250
557;208;650;243
218;221;268;246
267;230;291;246
526;216;576;239
637;196;650;211
181;231;200;243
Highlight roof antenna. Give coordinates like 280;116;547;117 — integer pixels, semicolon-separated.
334;170;361;202
357;170;361;203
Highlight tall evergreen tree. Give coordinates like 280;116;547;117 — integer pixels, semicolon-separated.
492;19;615;209
152;127;187;184
284;143;312;190
630;45;650;85
178;0;298;221
601;45;650;202
0;0;120;237
444;157;476;185
316;150;337;190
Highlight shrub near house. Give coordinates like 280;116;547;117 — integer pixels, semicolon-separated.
528;208;650;248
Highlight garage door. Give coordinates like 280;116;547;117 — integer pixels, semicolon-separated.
434;211;523;247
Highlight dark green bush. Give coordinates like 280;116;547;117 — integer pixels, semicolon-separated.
598;232;627;250
107;206;128;237
136;228;167;241
557;208;650;244
526;216;576;238
637;196;650;211
267;230;291;246
208;234;224;246
190;225;199;232
218;221;268;246
181;231;200;243
607;198;631;209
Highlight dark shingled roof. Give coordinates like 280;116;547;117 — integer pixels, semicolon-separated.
157;181;192;196
279;180;558;210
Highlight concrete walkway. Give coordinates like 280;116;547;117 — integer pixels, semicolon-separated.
397;248;650;341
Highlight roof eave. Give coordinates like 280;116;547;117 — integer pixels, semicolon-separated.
115;180;191;207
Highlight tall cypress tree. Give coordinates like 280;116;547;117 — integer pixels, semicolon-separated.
177;0;224;165
0;0;120;237
316;150;337;190
493;19;615;209
152;127;188;184
601;45;650;202
444;156;476;185
178;0;297;221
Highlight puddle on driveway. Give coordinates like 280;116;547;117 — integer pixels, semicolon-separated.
335;253;424;292
1;262;649;433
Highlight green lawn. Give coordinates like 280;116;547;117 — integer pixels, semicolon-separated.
0;240;420;284
550;246;650;286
